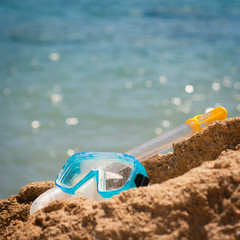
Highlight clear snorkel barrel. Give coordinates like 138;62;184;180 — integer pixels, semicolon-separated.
126;107;227;161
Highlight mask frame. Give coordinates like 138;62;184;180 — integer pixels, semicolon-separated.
55;152;149;198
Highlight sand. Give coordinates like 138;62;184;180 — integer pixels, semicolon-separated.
1;117;240;240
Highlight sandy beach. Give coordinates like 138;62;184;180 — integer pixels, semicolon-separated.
1;117;240;239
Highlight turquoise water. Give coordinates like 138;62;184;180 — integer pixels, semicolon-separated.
0;0;240;200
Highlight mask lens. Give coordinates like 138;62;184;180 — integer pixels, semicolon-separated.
61;163;81;188
59;160;102;188
99;162;133;191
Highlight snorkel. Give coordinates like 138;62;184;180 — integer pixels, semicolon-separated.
30;107;227;214
127;106;227;161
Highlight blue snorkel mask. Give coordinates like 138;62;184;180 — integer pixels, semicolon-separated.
55;152;149;200
30;152;149;214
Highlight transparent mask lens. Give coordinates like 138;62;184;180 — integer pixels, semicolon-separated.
60;163;81;188
60;160;100;188
99;162;133;191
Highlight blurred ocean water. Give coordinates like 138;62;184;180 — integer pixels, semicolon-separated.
0;0;239;199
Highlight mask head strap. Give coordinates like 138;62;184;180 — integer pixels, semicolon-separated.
134;173;150;187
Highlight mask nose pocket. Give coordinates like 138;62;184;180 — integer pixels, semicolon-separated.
74;170;105;201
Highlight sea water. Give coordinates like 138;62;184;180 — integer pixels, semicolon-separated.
0;0;239;199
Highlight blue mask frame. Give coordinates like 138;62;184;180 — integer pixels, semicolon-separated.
55;152;149;199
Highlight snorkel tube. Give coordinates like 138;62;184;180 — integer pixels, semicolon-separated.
30;107;227;214
126;107;227;161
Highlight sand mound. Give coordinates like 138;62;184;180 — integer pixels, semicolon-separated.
1;117;240;240
0;181;55;237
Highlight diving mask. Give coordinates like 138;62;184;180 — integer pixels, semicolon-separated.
56;152;149;199
30;152;149;214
